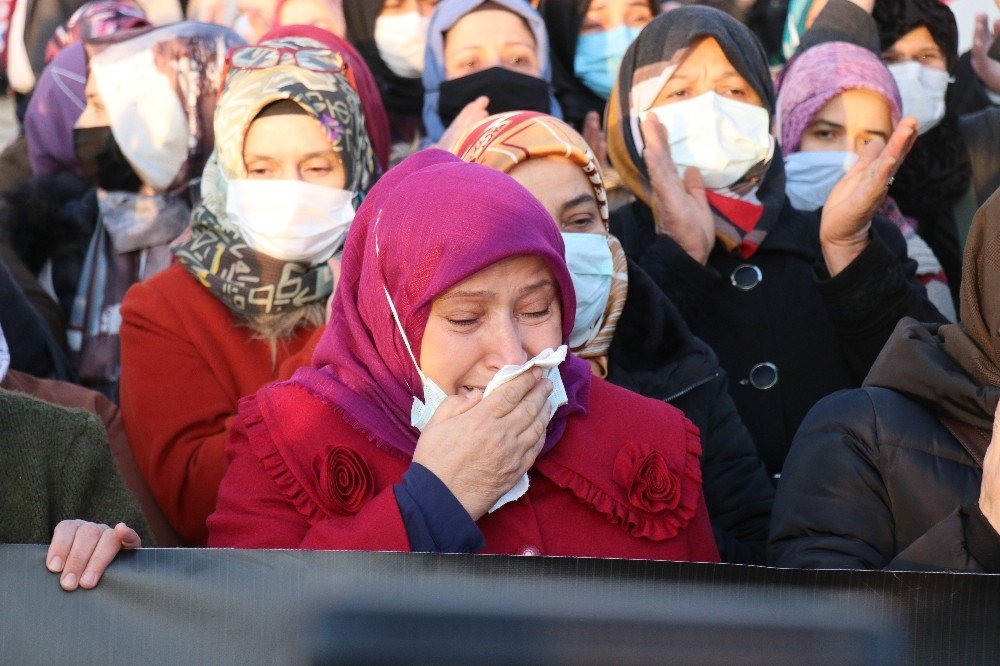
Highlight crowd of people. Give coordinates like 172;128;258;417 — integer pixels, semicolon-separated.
2;0;1000;592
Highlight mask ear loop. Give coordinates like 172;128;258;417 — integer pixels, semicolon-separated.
374;211;430;388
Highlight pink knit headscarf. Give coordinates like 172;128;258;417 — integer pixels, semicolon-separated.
776;41;902;155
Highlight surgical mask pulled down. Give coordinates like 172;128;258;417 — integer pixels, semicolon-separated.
784;151;859;212
574;25;642;100
642;91;774;190
227;179;356;264
380;268;568;513
888;62;950;136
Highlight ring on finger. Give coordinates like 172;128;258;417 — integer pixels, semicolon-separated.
886;175;895;189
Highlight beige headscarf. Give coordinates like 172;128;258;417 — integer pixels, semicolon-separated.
450;111;629;377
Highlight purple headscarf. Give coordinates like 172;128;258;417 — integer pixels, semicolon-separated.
294;149;591;459
24;42;87;176
776;41;902;155
24;2;150;177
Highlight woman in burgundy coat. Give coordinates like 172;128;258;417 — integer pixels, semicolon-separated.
207;149;720;561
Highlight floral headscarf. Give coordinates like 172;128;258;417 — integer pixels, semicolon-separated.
173;34;377;316
45;0;148;63
451;111;628;376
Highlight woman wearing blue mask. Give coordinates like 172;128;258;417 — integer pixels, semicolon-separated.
540;0;657;129
118;34;378;545
606;7;945;476
422;0;562;147
452;111;774;564
776;40;955;320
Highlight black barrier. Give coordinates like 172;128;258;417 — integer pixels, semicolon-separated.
1;545;998;664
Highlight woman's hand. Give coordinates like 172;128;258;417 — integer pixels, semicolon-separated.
46;520;142;591
820;118;917;276
583;111;610;170
412;369;553;521
436;96;491;151
972;14;1000;96
640;116;715;265
980;403;1000;534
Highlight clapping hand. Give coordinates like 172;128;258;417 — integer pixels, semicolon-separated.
820;117;918;276
640;115;715;265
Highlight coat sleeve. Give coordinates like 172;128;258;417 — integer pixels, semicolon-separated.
119;281;324;545
206;411;412;551
57;410;153;545
815;220;946;383
688;369;774;565
768;389;994;572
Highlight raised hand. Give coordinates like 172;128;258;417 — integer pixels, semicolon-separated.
972;14;1000;97
980;402;1000;534
820;117;918;276
46;521;142;591
412;369;552;521
640;116;715;265
582;111;610;170
437;96;491;151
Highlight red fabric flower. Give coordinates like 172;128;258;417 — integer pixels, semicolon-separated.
612;442;680;515
315;447;374;514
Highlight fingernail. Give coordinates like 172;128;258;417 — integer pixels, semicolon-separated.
48;556;63;572
80;572;97;588
62;573;78;590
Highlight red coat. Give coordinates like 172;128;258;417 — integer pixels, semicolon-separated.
208;375;721;562
119;264;324;545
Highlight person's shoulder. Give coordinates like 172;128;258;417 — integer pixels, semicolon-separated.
121;263;227;324
245;378;404;472
0;388;101;451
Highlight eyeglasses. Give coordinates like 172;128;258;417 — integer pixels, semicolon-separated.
225;45;356;90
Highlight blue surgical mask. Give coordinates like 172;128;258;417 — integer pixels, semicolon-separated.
563;232;614;348
574;25;642;100
783;150;859;212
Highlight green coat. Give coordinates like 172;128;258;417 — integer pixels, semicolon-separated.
1;389;152;545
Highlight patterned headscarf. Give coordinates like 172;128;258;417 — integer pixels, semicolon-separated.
173;34;377;316
44;0;148;63
450;111;628;376
606;7;786;260
261;24;391;172
296;149;591;459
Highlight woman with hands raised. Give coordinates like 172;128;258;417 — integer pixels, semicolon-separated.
606;7;944;475
208;149;719;561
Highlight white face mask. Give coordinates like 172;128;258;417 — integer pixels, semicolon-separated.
562;233;614;348
784;151;859;212
374;11;429;79
226;179;356;264
644;91;775;190
888;62;950;136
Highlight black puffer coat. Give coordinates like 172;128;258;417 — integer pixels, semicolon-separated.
608;259;774;564
768;319;1000;572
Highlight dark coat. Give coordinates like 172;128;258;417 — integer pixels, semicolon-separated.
610;200;944;475
768;321;1000;573
607;258;773;564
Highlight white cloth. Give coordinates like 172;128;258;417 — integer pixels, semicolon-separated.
6;0;35;94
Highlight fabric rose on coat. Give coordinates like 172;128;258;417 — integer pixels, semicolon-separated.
315;447;374;514
612;442;680;515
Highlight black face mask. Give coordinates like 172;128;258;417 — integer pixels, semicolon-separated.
438;66;552;128
73;126;143;193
